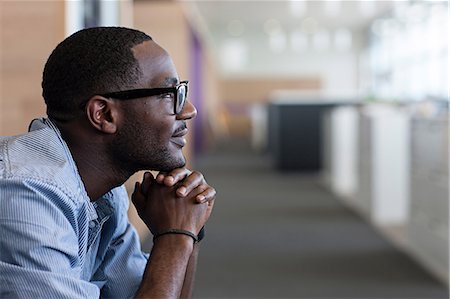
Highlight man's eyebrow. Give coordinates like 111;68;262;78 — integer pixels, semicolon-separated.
161;77;179;87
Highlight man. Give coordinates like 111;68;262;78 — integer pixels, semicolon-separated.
0;27;215;298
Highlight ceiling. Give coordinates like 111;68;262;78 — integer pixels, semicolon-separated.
182;1;396;77
191;1;392;30
184;1;395;43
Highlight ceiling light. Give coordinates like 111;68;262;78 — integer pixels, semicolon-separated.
220;39;248;71
264;18;282;35
301;17;318;34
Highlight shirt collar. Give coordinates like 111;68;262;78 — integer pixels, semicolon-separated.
29;118;103;222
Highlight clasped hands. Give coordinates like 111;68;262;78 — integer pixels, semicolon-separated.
131;168;216;240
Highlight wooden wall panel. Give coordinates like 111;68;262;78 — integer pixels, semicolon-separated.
220;78;321;103
1;1;65;135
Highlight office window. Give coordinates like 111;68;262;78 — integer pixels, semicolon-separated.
368;1;448;101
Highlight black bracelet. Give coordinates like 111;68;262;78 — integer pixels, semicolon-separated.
153;229;199;244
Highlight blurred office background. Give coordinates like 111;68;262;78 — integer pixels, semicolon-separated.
1;1;448;298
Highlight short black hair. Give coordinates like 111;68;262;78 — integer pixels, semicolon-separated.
42;26;152;121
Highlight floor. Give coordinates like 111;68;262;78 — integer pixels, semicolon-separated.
188;140;448;299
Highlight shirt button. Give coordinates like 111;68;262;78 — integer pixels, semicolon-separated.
88;220;95;228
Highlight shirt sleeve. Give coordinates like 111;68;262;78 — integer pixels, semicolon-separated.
0;179;100;298
92;186;148;299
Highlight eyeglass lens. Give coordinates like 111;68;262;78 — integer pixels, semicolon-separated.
176;84;187;114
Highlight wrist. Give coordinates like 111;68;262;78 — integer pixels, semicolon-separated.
152;233;194;253
153;227;206;244
153;228;199;244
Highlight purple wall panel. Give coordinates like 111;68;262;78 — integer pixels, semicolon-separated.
190;28;203;155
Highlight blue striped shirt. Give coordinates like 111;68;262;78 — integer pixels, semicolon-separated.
0;118;148;298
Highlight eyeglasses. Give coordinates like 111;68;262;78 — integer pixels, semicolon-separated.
98;80;189;115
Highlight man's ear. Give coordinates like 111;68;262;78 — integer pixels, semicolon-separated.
85;96;119;134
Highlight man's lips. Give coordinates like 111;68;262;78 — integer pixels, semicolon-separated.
172;127;188;137
171;127;188;147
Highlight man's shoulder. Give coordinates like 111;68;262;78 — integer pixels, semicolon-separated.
0;126;81;198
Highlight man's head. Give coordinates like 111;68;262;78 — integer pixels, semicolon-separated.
42;27;152;121
42;27;197;173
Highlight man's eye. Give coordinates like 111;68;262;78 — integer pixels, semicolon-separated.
159;93;174;99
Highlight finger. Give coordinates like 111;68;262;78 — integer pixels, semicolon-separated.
176;171;203;197
159;168;191;186
132;182;146;212
184;184;207;202
195;186;217;204
141;171;154;194
155;172;167;184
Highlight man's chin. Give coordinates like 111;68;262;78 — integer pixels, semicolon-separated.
151;156;186;173
159;162;186;172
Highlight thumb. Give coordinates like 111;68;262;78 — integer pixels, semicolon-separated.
141;171;155;195
131;182;146;212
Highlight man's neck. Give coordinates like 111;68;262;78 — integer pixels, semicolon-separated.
73;151;131;201
54;120;133;201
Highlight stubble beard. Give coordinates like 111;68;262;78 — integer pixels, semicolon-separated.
144;147;186;172
111;122;186;174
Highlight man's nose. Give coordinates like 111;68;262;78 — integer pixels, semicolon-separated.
176;100;197;120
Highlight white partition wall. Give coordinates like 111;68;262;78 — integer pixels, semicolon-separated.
407;115;449;285
357;104;410;226
322;106;359;200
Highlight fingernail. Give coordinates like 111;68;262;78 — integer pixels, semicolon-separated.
178;187;186;196
197;195;205;202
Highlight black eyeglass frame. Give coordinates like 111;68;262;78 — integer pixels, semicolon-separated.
95;80;189;115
